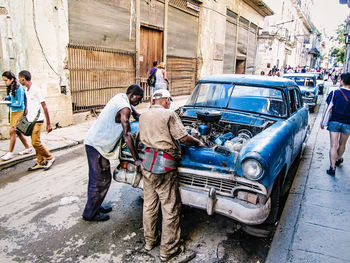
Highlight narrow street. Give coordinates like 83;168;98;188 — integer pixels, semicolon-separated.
0;83;330;263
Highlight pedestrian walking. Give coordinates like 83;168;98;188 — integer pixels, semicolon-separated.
82;84;144;222
154;62;169;94
138;89;204;262
332;69;339;85
18;70;55;171
148;61;158;94
321;72;350;175
1;71;32;161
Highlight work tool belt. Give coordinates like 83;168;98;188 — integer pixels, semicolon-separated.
142;147;177;174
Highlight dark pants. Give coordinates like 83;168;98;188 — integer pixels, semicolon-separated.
82;145;111;219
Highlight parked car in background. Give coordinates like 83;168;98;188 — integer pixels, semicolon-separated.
283;73;319;112
114;75;309;229
310;72;325;95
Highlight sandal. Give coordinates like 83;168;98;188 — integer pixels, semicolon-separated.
326;166;336;176
335;158;343;166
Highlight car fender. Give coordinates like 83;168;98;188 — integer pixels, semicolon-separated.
236;120;294;192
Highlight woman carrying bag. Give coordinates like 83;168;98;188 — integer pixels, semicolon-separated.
154;62;169;93
1;71;32;161
321;73;350;175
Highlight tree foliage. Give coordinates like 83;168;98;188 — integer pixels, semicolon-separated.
330;23;346;63
331;47;345;62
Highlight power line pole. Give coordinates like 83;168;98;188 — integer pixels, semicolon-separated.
344;16;350;72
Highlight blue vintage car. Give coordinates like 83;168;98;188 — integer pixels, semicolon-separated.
310;72;325;95
114;74;309;226
283;73;319;112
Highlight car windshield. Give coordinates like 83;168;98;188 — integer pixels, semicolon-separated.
284;76;315;87
186;83;287;117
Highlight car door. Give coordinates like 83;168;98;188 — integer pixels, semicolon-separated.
286;87;300;162
291;87;308;159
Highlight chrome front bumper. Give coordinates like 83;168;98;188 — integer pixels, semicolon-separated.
302;97;317;107
113;168;271;225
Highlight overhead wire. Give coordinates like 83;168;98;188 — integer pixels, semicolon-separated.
32;0;62;85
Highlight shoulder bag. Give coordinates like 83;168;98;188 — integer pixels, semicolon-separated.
16;110;41;136
147;69;157;86
339;89;350;106
321;90;335;127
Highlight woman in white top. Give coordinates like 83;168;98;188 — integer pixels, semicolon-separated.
153;62;169;94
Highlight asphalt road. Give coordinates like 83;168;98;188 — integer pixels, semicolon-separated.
0;84;326;263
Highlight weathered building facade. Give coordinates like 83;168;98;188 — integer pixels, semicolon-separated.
255;0;316;74
0;0;72;138
0;0;272;138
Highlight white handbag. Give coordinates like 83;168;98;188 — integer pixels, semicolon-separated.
322;90;335;127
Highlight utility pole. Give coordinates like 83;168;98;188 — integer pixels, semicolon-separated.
344;16;350;72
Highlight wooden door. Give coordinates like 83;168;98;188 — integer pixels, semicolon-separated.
140;27;163;78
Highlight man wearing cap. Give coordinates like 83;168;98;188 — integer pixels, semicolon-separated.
139;89;204;261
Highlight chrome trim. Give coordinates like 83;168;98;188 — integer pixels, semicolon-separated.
178;167;267;197
113;168;271;225
180;186;271;225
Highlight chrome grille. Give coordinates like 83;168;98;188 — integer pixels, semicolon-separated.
179;173;264;197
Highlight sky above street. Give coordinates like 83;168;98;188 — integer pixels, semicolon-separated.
311;0;349;36
264;0;349;37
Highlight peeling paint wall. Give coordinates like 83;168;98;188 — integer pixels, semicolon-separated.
0;0;72;138
199;0;227;76
198;0;266;77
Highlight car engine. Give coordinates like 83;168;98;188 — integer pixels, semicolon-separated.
181;110;263;153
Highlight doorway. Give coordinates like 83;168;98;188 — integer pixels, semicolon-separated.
140;26;163;78
235;59;246;74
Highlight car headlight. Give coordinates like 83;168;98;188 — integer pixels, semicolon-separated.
242;159;263;180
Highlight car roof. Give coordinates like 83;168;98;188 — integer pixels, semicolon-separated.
283;73;316;78
198;74;296;88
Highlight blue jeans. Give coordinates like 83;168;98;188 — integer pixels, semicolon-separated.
327;121;350;134
82;145;111;219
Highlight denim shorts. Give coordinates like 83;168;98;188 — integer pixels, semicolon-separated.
327;121;350;134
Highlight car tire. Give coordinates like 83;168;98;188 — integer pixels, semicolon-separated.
264;175;282;224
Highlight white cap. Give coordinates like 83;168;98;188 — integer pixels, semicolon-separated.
153;89;172;101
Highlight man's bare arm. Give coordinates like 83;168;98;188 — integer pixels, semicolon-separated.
119;107;141;165
179;134;205;147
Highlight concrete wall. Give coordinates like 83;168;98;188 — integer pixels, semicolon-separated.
199;0;266;77
69;0;136;51
198;0;226;76
0;0;72;139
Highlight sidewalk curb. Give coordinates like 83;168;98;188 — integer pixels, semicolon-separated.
0;139;83;170
266;95;326;262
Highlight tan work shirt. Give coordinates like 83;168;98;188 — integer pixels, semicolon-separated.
139;105;188;159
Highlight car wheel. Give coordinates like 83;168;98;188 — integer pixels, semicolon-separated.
264;175;282;224
309;106;315;113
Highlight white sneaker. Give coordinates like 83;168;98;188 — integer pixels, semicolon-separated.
18;148;33;155
1;152;15;161
44;157;56;170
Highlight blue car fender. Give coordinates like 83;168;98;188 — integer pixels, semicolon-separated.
236;120;294;192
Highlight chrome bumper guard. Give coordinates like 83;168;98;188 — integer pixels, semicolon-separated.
113;168;271;225
302;98;316;106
